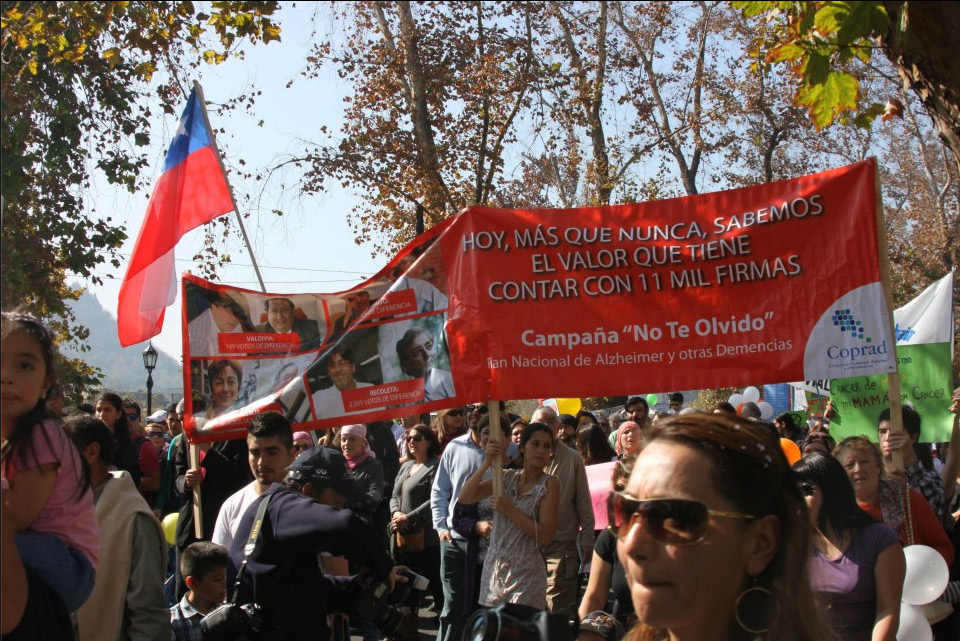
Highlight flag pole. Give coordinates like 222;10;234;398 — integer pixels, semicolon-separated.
488;400;503;498
192;81;267;294
872;158;904;471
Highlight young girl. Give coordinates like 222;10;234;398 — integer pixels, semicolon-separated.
1;312;99;612
459;419;560;609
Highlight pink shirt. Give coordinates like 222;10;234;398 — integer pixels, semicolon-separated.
2;419;100;569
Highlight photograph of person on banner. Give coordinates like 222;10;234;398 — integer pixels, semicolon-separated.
386;240;449;314
253;295;324;351
185;282;255;357
306;333;384;419
190;359;246;420
329;288;376;341
379;315;455;404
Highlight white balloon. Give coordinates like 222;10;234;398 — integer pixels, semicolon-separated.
896;603;932;641
902;545;950;605
757;401;774;420
742;386;761;403
728;393;743;408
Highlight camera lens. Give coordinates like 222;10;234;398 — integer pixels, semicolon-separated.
466;610;499;641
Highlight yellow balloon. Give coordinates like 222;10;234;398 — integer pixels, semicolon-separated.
162;512;178;546
556;398;582;416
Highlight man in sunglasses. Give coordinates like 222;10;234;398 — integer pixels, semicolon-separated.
531;406;595;616
212;412;297;551
123;399;162;503
465;403;488;431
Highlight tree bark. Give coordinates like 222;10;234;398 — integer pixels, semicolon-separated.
881;2;960;174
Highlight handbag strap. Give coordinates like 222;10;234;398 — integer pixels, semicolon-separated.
230;493;272;604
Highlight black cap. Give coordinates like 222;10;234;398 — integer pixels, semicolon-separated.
558;414;578;429
288;447;361;505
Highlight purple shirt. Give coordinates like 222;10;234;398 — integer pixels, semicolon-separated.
808;522;900;639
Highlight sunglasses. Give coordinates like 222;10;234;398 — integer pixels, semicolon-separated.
467;405;489;415
406;434;425;443
294;444;311;452
607;491;755;545
447;410;463;417
799;482;817;498
147;431;164;438
126;413;140;421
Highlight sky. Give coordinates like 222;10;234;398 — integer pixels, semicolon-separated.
77;4;384;361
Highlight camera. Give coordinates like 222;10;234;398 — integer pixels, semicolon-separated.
200;601;264;641
355;569;428;640
463;603;574;641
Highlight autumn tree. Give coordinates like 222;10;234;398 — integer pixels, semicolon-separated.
1;0;279;392
733;1;960;173
298;1;543;253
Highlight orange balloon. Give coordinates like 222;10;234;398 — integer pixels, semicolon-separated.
780;438;802;466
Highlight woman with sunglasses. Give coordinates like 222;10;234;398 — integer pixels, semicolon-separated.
389;424;445;619
459;420;561;609
291;431;315;456
432;408;466;453
612;413;834;641
792;453;904;641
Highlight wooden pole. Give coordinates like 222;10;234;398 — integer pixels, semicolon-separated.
488;400;503;497
192;81;267;294
873;158;904;470
188;444;204;539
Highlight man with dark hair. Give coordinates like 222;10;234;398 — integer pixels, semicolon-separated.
668;392;684;413
878;405;946;522
69;415;167;641
623;395;649;424
257;297;321;350
228;447;404;641
212;412;296;551
311;345;372;419
123;398;161;500
557;414;578;446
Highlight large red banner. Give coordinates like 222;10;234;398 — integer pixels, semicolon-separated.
182;160;896;442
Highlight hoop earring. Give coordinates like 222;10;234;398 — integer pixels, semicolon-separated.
734;577;775;636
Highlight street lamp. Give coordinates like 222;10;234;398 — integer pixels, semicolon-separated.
142;342;158;415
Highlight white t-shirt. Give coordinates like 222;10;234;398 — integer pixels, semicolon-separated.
311;382;373;419
212;482;260;551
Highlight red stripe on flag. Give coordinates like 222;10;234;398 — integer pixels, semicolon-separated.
117;146;233;346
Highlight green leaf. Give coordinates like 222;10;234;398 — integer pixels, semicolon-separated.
836;1;889;45
797;70;859;129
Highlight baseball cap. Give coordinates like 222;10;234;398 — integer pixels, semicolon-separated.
287;447;361;505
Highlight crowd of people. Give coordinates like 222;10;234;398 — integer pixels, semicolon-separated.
2;310;960;641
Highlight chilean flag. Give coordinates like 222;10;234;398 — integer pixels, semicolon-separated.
117;86;234;346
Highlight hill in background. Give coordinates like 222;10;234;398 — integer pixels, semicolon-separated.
63;290;184;403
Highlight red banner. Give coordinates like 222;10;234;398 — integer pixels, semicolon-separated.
182;160;896;443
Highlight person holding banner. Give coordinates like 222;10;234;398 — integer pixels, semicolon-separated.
877;406;947;523
613;414;833;641
458;421;560;609
835;436;954;565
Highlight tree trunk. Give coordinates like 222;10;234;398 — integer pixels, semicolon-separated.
881;2;960;174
